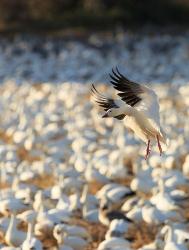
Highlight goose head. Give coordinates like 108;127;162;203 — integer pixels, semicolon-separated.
100;198;111;212
102;108;118;118
100;202;109;211
53;224;64;244
102;108;127;120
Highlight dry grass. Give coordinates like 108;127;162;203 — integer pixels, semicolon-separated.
88;181;105;195
0;182;9;189
16;146;42;162
27;174;56;189
129;222;158;249
0;129;13;144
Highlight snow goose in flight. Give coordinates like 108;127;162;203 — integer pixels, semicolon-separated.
91;67;167;159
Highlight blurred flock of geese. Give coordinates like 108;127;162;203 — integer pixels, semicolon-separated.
0;80;189;250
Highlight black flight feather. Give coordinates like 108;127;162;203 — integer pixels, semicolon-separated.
109;67;143;107
91;84;119;111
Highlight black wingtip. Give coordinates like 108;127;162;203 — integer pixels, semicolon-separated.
110;67;134;86
91;84;107;104
91;84;99;96
109;68;118;82
91;83;96;92
110;67;124;81
115;66;123;77
112;67;120;79
115;66;120;74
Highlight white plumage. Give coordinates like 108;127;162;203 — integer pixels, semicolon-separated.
91;67;167;159
97;237;131;250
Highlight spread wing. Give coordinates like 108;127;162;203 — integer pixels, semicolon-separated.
110;68;161;130
109;67;144;107
91;84;119;111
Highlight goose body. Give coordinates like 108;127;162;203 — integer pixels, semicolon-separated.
139;239;163;250
56;223;90;239
150;180;178;212
53;224;88;250
105;219;130;239
97;237;131;250
141;202;166;225
22;238;43;250
91;68;167;158
164;225;188;250
5;214;26;247
21;215;42;250
99;199;132;226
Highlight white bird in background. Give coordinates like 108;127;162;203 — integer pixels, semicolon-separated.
5;214;26;247
91;67;167;159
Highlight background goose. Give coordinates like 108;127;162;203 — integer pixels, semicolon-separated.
97;237;131;250
0;33;189;250
5;214;26;247
53;224;89;250
99;198;132;226
163;225;188;250
105;219;130;239
91;68;167;159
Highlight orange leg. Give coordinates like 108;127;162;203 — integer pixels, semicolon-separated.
156;135;163;156
145;140;151;160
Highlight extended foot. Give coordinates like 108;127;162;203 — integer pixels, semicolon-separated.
145;140;151;160
156;135;163;156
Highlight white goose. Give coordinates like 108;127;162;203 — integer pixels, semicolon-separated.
91;68;167;159
5;214;26;247
56;223;90;239
105;219;130;239
21;221;42;250
164;225;188;250
53;224;88;250
97;237;131;250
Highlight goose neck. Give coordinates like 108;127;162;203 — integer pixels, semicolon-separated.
159;179;165;194
166;226;175;242
26;222;34;241
7;214;16;232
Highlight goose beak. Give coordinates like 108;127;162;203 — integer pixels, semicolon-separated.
102;113;108;118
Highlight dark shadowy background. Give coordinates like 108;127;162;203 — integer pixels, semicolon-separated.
0;0;189;34
0;0;188;84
